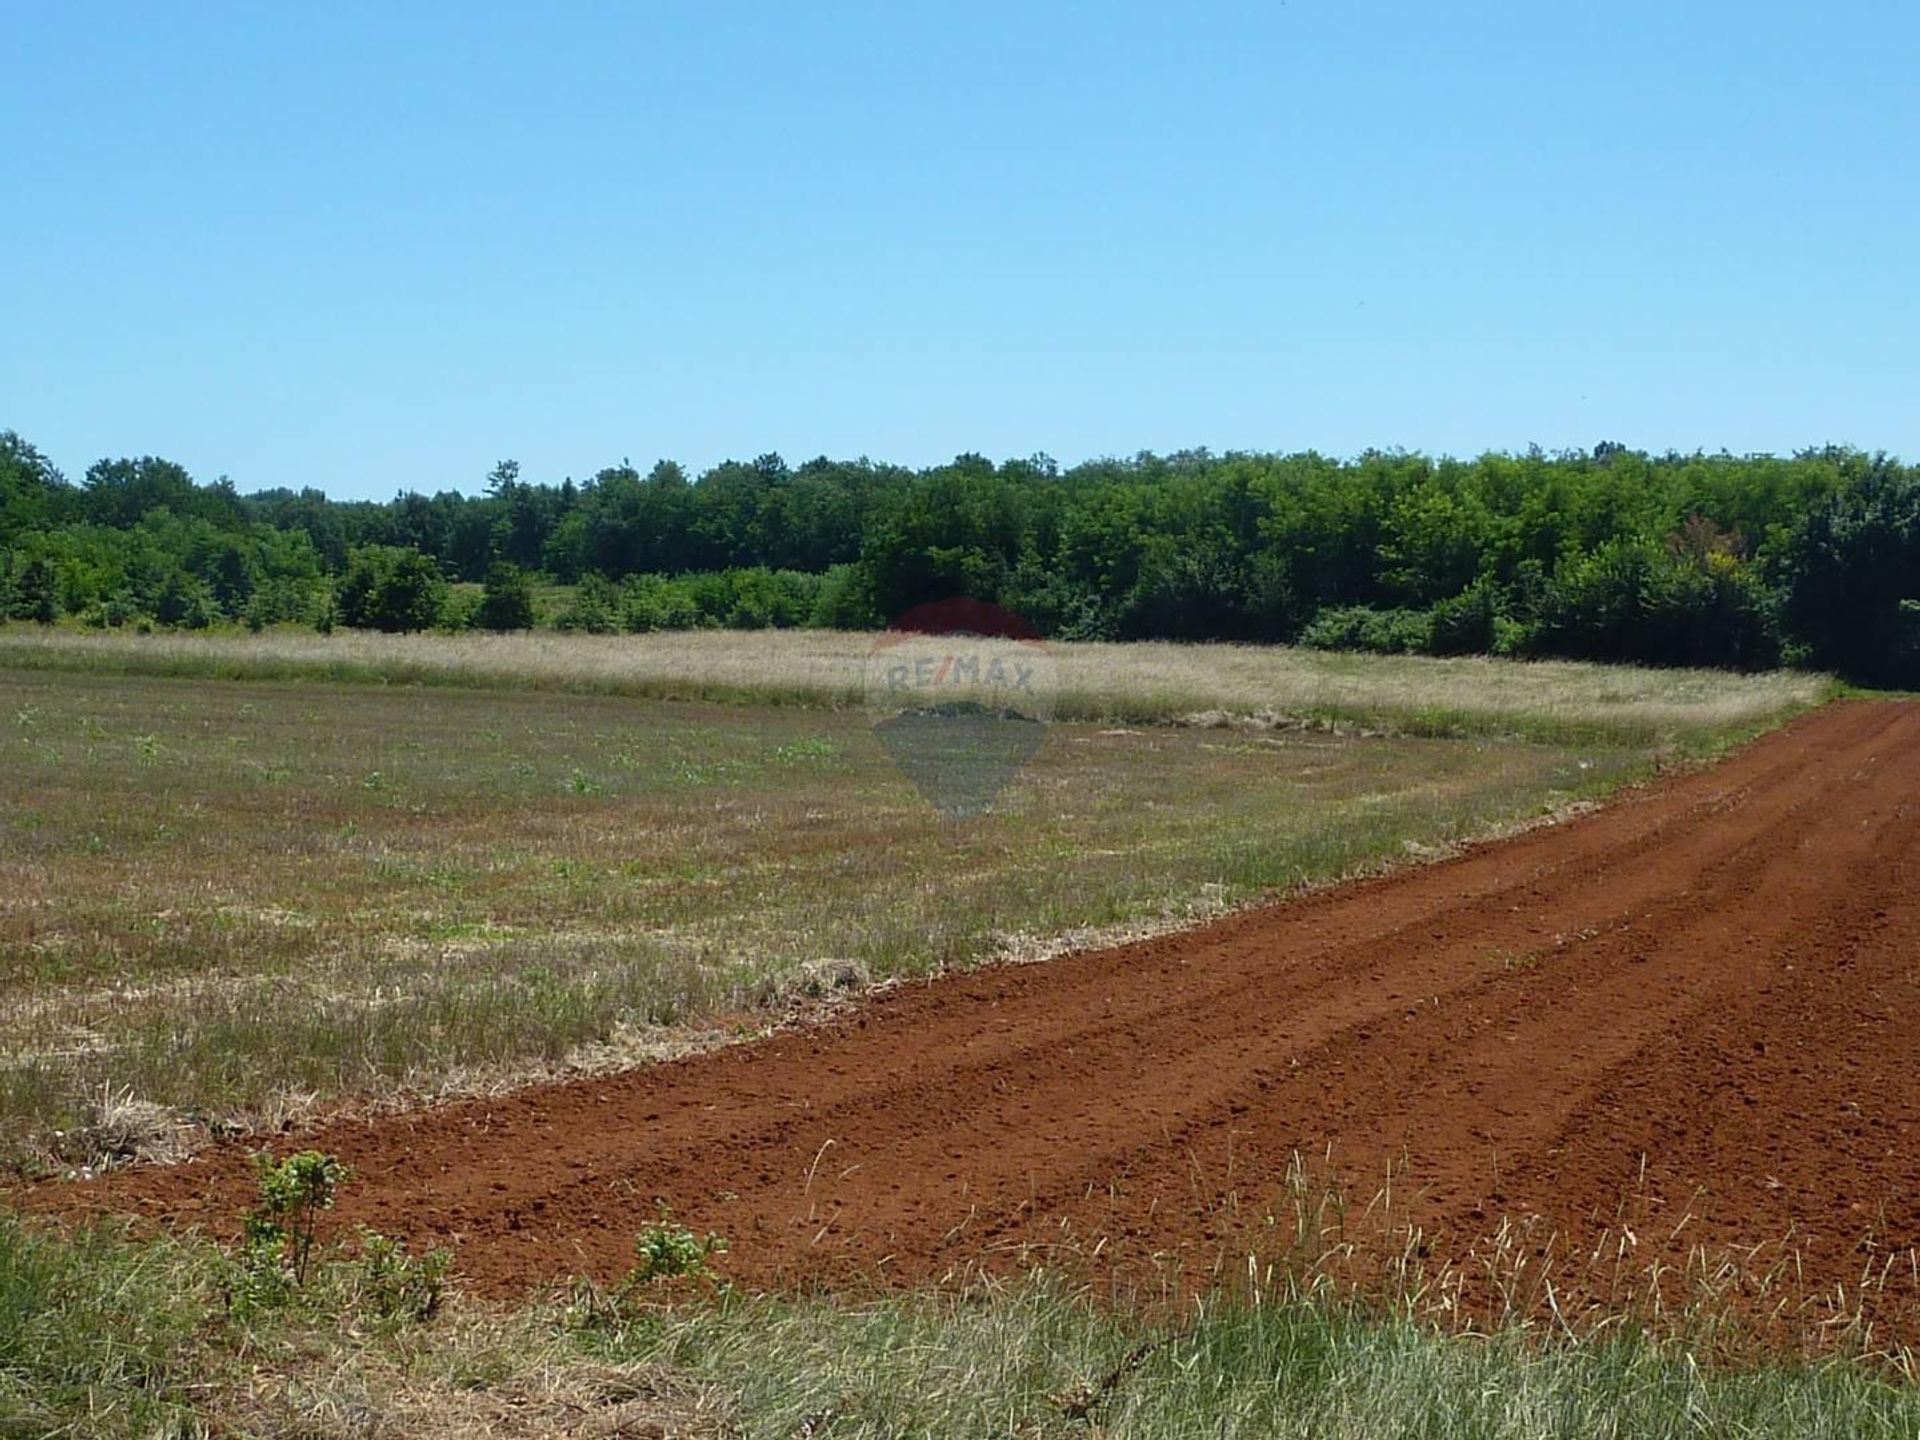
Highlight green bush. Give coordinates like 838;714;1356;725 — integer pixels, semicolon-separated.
555;573;621;633
1781;461;1920;686
1525;536;1780;671
4;556;57;624
475;562;537;631
810;562;879;630
621;574;702;632
1300;605;1434;655
1427;581;1500;656
336;545;448;633
351;1227;450;1325
153;572;215;630
233;1149;351;1307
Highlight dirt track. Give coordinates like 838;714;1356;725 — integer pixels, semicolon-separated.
30;701;1920;1326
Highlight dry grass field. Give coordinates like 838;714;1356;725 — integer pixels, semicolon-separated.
0;659;1663;1169
0;626;1825;744
9;634;1911;1440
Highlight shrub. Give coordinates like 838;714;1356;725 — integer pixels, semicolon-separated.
1427;581;1500;656
622;574;702;633
336;546;448;633
232;1149;351;1308
1300;605;1433;655
475;562;537;632
352;1227;451;1325
1781;462;1920;686
555;573;621;633
153;572;215;630
7;555;59;623
565;1209;729;1329
1526;537;1780;670
810;562;879;630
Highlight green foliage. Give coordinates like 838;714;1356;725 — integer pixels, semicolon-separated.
352;1227;451;1325
4;555;57;623
809;562;878;630
621;573;702;632
1427;579;1501;656
153;571;215;630
0;431;69;548
862;459;1028;618
3;428;1916;673
336;545;448;632
1781;459;1920;687
572;569;826;633
81;456;234;529
554;572;621;633
234;1148;351;1306
0;1215;210;1438
1301;605;1433;655
628;1212;727;1285
566;1209;729;1330
1519;531;1780;670
475;561;537;631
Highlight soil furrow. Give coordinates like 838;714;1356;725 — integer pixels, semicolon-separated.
25;701;1920;1336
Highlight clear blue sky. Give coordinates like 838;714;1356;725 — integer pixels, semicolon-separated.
5;3;1915;500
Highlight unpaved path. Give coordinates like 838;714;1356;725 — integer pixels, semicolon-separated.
29;702;1920;1328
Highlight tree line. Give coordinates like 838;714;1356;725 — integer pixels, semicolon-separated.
3;429;1918;686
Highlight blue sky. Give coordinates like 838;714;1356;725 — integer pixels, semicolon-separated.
4;3;1915;499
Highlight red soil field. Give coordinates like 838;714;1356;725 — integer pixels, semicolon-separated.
25;700;1920;1334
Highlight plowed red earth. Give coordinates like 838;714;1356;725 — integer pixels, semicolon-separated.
26;701;1920;1332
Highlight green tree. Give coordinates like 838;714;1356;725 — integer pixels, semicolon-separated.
81;456;236;528
335;546;447;632
1781;461;1920;686
6;554;58;623
474;562;536;631
555;573;620;633
0;432;68;544
154;572;215;629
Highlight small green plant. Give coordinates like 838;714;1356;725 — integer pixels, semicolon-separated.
233;1149;351;1308
566;766;604;795
772;736;838;764
354;1226;451;1324
566;1207;728;1330
629;1209;727;1285
1489;946;1540;973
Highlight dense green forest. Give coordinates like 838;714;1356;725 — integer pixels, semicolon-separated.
3;428;1918;684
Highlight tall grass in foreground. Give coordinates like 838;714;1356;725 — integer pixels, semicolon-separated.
639;1286;1920;1439
3;1211;1918;1439
0;626;1828;746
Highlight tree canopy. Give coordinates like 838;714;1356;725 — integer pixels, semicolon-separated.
3;427;1916;685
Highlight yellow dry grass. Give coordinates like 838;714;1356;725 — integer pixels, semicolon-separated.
0;626;1827;744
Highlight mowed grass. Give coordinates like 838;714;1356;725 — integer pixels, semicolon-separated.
0;661;1661;1167
0;626;1826;746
